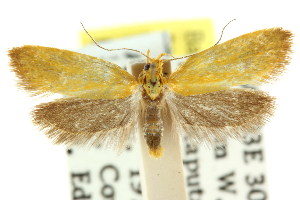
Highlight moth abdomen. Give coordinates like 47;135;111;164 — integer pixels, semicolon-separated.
143;104;163;157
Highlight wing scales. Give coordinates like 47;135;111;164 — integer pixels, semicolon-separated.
32;93;140;150
9;45;138;99
167;28;292;96
165;88;274;143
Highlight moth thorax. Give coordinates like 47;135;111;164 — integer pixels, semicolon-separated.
140;62;164;100
143;104;163;157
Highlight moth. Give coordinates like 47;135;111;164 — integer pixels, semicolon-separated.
8;28;292;157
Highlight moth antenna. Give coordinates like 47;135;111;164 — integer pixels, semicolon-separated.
213;19;236;46
80;22;150;59
164;52;199;62
165;19;236;62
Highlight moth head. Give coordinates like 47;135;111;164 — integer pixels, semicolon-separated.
138;57;164;100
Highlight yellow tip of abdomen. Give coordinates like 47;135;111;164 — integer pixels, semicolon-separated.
149;146;164;158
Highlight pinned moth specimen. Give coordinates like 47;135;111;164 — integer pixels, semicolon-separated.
9;28;292;157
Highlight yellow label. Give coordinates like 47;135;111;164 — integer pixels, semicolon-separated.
80;19;215;56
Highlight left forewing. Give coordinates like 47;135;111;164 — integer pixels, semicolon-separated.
167;28;292;96
32;93;140;150
165;88;274;144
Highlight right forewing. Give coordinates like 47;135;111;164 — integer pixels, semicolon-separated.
9;45;138;99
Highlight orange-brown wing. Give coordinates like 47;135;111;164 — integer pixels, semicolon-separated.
9;45;138;99
165;88;274;144
167;28;292;96
32;93;140;149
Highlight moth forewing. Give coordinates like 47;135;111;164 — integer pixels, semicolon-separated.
9;45;138;99
167;28;293;97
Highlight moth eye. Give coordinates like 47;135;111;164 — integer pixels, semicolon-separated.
144;63;150;70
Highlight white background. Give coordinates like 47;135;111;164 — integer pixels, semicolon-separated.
0;0;299;200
